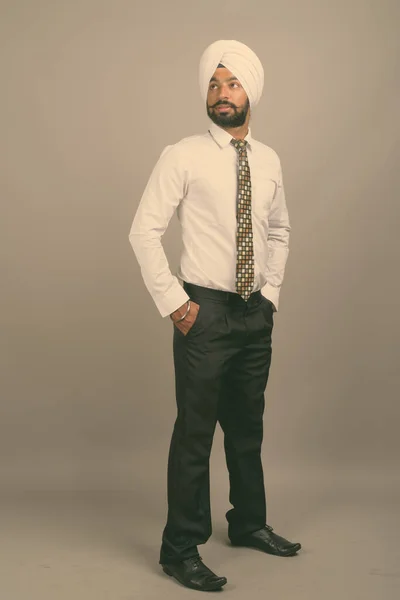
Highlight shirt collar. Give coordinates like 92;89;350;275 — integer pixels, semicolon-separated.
207;119;253;151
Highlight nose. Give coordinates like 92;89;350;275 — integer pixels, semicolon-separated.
217;84;230;102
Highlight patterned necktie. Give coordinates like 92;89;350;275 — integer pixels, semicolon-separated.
230;138;254;301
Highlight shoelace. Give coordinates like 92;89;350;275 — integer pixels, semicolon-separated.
185;556;203;569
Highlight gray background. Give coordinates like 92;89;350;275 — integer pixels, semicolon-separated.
1;1;399;599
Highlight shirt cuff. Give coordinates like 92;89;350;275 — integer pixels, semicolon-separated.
157;284;190;318
261;283;280;312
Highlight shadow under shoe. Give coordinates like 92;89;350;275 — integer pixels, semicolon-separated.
162;556;227;591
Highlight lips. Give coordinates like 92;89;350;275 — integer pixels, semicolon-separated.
216;105;231;111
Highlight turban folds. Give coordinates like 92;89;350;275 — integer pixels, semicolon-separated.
199;39;264;108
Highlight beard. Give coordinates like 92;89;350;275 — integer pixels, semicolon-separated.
207;98;250;128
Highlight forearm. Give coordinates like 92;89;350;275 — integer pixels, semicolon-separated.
129;228;189;317
261;234;290;311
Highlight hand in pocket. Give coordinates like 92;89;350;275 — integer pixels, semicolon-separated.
173;300;200;336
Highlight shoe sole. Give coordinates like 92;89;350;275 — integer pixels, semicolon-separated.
162;565;227;591
231;541;302;557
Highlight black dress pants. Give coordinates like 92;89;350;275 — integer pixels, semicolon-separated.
159;281;274;564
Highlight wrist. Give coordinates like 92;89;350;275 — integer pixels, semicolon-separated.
170;300;191;322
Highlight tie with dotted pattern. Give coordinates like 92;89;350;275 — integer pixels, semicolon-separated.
230;138;254;301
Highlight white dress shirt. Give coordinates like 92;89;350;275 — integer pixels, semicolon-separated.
128;120;291;318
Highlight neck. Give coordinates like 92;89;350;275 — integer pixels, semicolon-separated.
222;123;249;140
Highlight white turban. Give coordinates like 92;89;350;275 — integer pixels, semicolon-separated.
199;39;264;108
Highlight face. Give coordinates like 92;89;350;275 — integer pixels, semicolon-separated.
206;66;250;128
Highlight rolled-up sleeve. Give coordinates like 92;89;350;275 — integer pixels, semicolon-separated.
128;145;190;317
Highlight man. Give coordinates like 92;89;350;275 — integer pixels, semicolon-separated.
128;39;301;592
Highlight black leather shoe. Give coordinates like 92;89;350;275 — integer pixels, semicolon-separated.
161;556;227;591
230;525;301;557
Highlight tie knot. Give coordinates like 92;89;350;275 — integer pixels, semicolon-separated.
230;138;247;152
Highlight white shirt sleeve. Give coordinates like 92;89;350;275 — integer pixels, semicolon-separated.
261;165;291;311
128;144;190;318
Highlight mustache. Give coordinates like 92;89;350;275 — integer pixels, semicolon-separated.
212;102;235;109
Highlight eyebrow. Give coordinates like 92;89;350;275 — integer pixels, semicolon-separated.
209;76;239;83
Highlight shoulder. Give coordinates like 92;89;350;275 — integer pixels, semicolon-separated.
158;132;209;161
